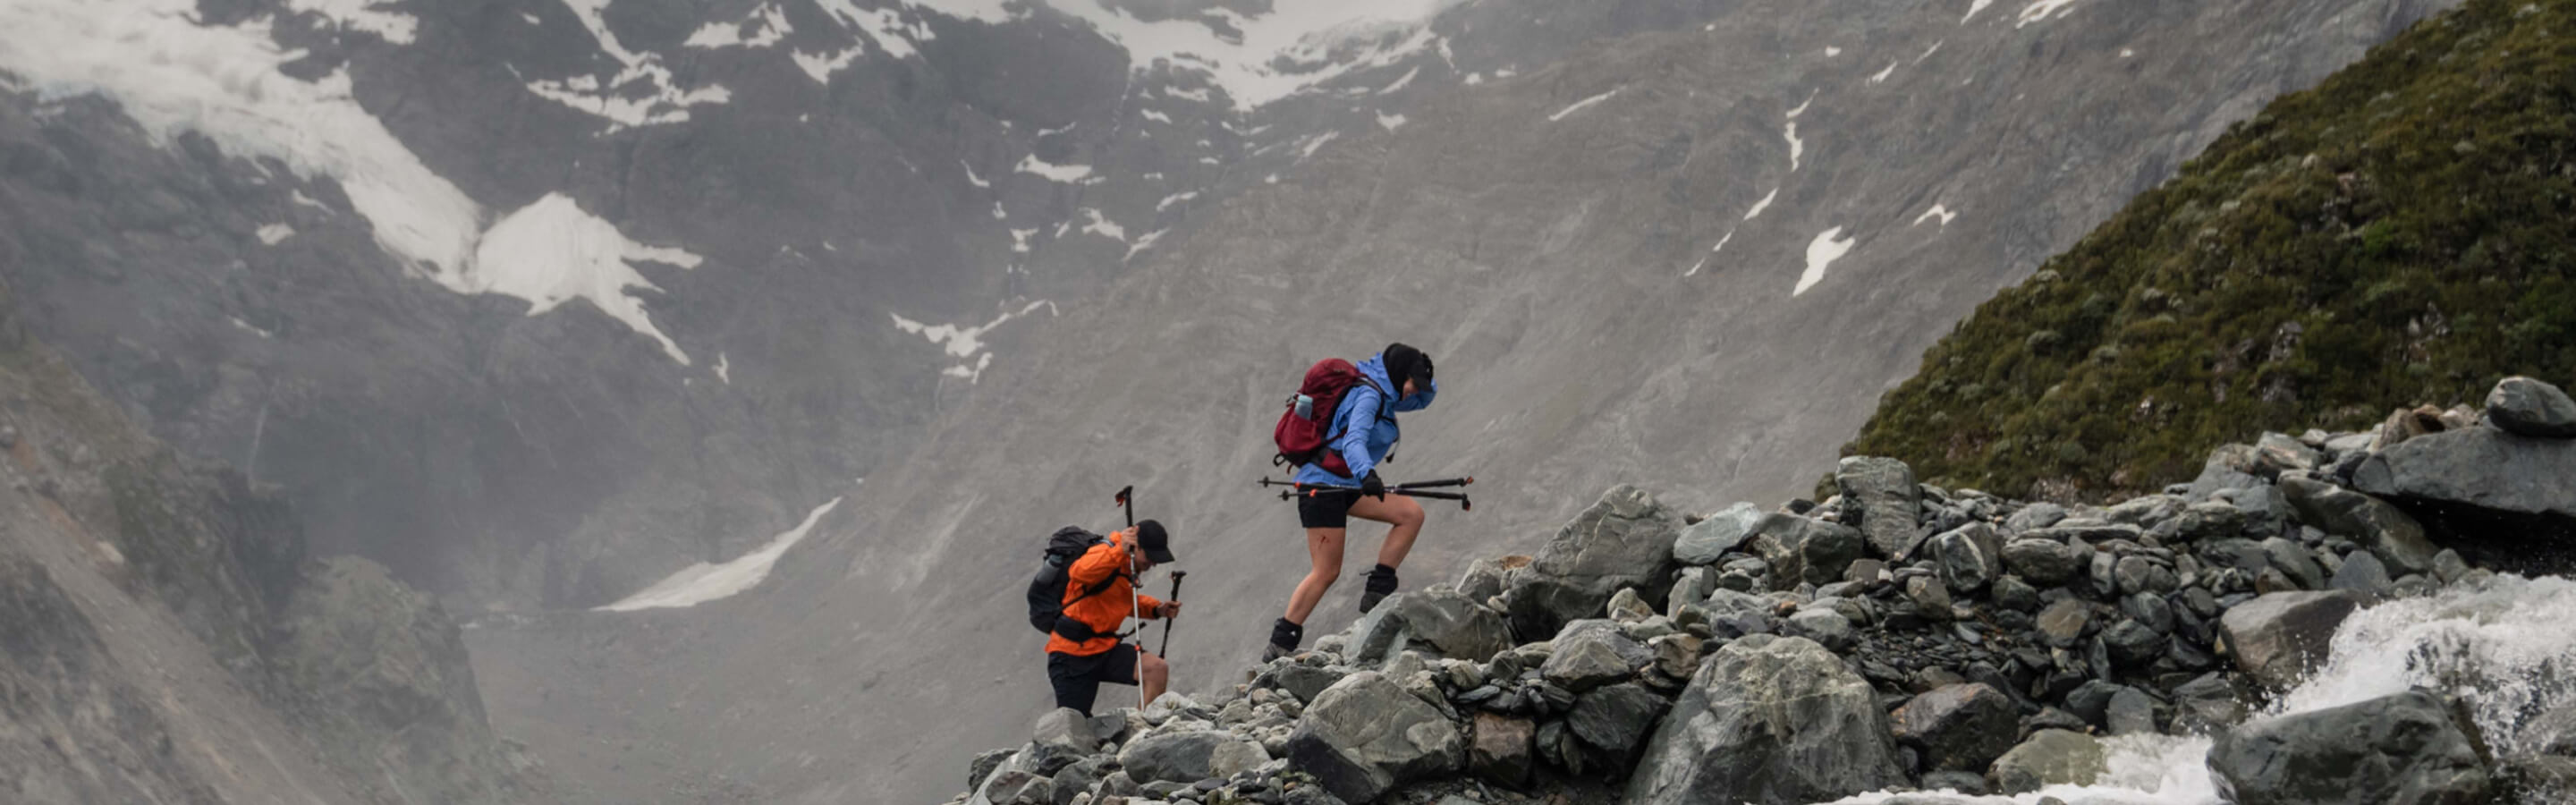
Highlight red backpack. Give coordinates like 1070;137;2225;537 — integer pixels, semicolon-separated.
1272;359;1390;478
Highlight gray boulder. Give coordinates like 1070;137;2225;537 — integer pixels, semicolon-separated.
2281;478;2439;575
1624;635;1903;805
1988;730;2106;794
1929;523;2005;595
1566;682;1668;759
2003;539;2086;585
1675;503;1764;565
1350;588;1514;666
1749;513;1868;589
2106;687;2158;736
1543;620;1650;691
1837;456;1925;558
2006;502;2069;533
2355;427;2576;521
2487;376;2576;438
1285;672;1465;804
2190;444;2267;500
1469;712;1535;787
1457;555;1530;603
1119;729;1268;784
1784;607;1857;652
1889;683;2019;772
2218;590;2364;690
2208;691;2490;805
1506;486;1684;640
970;769;1054;805
2035;598;2093;648
2328;550;2393;597
1029;708;1098;774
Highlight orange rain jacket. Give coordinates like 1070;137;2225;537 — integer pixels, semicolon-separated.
1044;528;1166;657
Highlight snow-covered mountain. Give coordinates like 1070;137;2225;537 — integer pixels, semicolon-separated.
0;0;2454;802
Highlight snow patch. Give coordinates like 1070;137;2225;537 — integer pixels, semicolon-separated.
1919;41;1944;63
1547;88;1620;122
961;160;989;188
1376;112;1407;132
1377;65;1420;94
890;300;1055;382
1297;131;1341;159
287;0;418;44
999;0;1455;111
1125;228;1165;260
1744;188;1780;221
597;497;844;612
0;2;482;277
714;352;732;384
1078;208;1128;242
1010;228;1038;253
1784;123;1805;171
1869;61;1898;84
257;224;295;245
991;201;1006;220
1794;227;1856;296
1017;154;1095;183
2017;0;2082;27
1140;108;1173;123
812;0;929;59
527;0;732;130
474;193;706;365
229;317;275;339
1166;85;1212;103
1463;72;1484;86
791;47;866;84
1825;46;1843;56
1787;89;1818;119
1685;230;1736;277
1913;205;1959;226
2121;47;2137;58
1157;191;1199;212
1963;0;1995;23
684;3;790;48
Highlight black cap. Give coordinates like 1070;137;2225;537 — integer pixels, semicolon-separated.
1134;520;1175;564
1383;343;1434;389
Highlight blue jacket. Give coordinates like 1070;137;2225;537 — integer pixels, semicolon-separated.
1292;352;1437;486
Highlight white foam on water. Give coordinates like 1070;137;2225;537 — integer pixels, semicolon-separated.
1794;226;1854;296
527;0;733;129
474;193;705;365
1547;88;1620;122
1817;574;2576;805
1017;153;1094;183
597;497;845;612
287;0;417;44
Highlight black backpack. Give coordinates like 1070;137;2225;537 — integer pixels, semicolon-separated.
1026;527;1116;635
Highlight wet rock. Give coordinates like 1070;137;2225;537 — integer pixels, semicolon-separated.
2259;538;2326;590
1989;730;2106;794
2279;478;2439;575
2328;550;2393;597
1929;523;2005;595
2354;427;2576;538
1505;486;1683;641
2101;619;2165;668
2004;539;2085;586
1837;457;1925;559
1675;503;1763;565
1468;712;1533;787
2172;674;2247;733
1890;682;2019;772
2217;590;2363;690
1284;672;1465;804
2486;377;2576;438
2208;691;2490;805
2106;687;2157;736
1626;635;1904;805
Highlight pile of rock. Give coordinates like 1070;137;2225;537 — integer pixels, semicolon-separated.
947;377;2576;805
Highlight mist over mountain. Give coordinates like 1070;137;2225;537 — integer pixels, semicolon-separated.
0;0;2485;802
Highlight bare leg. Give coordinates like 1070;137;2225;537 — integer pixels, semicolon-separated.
1284;528;1345;625
1348;494;1428;570
1140;651;1170;704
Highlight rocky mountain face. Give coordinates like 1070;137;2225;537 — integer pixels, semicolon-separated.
946;375;2576;805
0;279;535;804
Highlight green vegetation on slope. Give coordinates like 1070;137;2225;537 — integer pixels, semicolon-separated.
1849;0;2576;498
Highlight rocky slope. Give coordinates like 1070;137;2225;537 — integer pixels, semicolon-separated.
0;277;538;803
948;375;2576;805
442;0;2465;801
1850;0;2576;499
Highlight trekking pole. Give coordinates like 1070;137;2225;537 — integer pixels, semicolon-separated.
1157;571;1186;657
1257;479;1476;511
1114;485;1146;709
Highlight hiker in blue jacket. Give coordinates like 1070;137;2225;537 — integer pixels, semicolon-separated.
1267;343;1438;661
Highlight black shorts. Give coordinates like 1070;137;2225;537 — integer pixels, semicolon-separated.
1046;643;1140;716
1299;490;1360;529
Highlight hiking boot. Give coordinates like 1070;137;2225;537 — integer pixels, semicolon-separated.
1264;618;1303;663
1359;564;1400;614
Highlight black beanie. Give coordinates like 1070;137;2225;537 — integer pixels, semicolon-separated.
1133;520;1175;564
1383;343;1433;389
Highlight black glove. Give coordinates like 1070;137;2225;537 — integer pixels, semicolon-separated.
1360;470;1386;499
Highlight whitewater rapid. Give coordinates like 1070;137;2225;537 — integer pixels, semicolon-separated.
1826;573;2576;804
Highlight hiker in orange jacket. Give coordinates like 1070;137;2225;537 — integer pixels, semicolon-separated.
1046;521;1180;715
